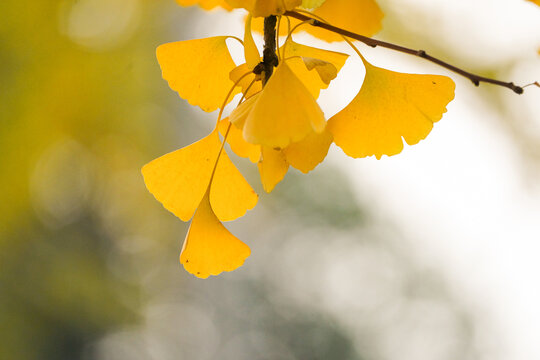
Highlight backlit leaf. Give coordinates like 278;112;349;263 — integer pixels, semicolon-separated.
180;194;250;279
210;140;259;222
242;60;326;148
281;41;348;98
306;0;383;41
230;64;262;99
244;15;261;70
218;118;261;163
229;92;260;129
258;147;289;192
302;57;338;84
142;130;257;222
302;0;327;10
283;129;333;173
157;37;239;112
328;59;455;159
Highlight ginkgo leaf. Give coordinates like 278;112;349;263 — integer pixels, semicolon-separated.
281;39;349;68
253;0;383;42
176;0;232;10
283;129;333;173
142;130;257;222
258;147;289;192
218;118;261;163
302;0;327;10
229;92;260;129
157;37;239;112
527;0;540;6
230;64;263;99
286;58;327;98
225;0;301;17
302;57;338;84
306;0;384;41
328;59;455;159
210;148;259;222
243;60;326;149
280;40;348;98
244;15;260;70
180;193;250;279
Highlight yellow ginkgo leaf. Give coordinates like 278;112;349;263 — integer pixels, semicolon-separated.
302;0;327;9
176;0;232;10
230;64;263;99
282;40;348;69
142;130;257;222
229;92;260;129
243;60;326;149
225;0;301;17
253;0;383;42
180;193;250;279
302;57;338;84
157;37;239;112
258;147;289;192
283;129;333;173
328;59;455;159
244;15;260;70
306;0;384;41
527;0;540;6
210;142;259;221
280;40;348;98
218;118;261;163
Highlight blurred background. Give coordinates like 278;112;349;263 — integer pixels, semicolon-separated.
1;0;539;359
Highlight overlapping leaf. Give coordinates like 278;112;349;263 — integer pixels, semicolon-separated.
244;15;261;69
230;41;348;101
258;147;289;192
283;129;333;173
142;130;257;222
234;60;326;148
157;37;239;112
281;40;348;98
302;0;327;9
219;118;261;163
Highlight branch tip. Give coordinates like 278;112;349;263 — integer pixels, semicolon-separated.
512;83;524;95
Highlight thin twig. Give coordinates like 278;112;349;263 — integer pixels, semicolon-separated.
285;11;534;94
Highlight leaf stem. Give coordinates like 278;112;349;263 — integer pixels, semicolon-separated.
284;10;533;94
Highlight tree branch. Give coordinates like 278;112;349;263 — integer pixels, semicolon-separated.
284;10;535;94
261;16;279;85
